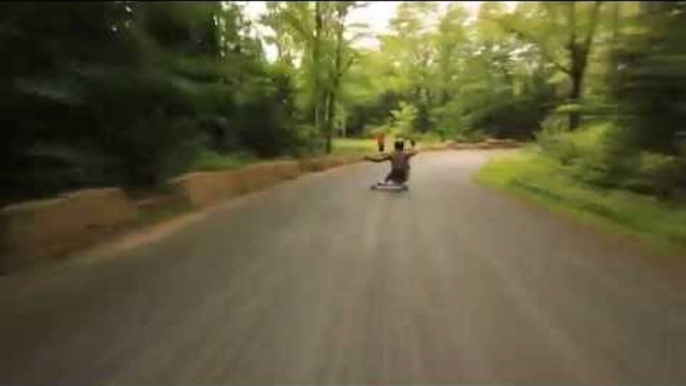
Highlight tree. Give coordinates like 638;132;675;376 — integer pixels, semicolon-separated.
612;1;686;154
499;1;604;129
382;2;439;132
434;3;469;105
322;2;360;153
261;2;298;65
259;2;363;153
0;1;307;203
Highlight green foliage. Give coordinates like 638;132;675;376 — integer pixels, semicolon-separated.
563;124;618;185
532;2;686;198
339;2;561;141
630;153;684;197
389;102;418;137
5;1;686;208
432;100;465;137
537;123;625;185
233;94;301;158
500;2;606;129
185;150;256;172
471;88;556;139
612;2;686;155
536;126;578;165
331;138;377;155
262;1;363;153
0;2;311;203
537;122;686;197
476;152;686;251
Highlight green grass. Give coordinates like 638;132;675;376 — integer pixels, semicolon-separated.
332;138;378;156
332;137;443;156
185;150;257;172
475;151;686;255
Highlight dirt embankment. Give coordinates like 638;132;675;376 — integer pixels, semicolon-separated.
0;188;137;273
171;156;361;208
0;154;363;274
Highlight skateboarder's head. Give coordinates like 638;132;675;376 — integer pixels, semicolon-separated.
394;140;405;151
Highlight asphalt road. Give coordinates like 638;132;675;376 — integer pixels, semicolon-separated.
1;150;686;385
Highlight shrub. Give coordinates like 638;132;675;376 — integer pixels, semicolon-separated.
291;124;325;157
568;140;611;187
612;2;686;155
389;101;418;138
537;122;685;197
630;152;682;197
537;122;635;188
535;126;578;165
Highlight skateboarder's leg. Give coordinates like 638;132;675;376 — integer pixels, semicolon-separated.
388;169;408;185
384;171;392;183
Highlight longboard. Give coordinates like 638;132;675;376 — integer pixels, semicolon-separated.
370;182;409;191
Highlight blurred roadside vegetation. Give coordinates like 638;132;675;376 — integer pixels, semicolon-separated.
2;2;686;210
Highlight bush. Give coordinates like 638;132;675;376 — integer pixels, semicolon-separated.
612;2;686;155
629;152;683;197
184;149;256;172
452;71;556;140
536;121;686;197
537;122;635;188
567;131;612;186
535;126;578;165
231;63;309;158
389;101;418;138
432;100;468;140
540;109;570;133
291;124;325;157
234;97;297;157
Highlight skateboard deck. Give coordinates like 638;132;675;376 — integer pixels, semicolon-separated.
370;182;409;191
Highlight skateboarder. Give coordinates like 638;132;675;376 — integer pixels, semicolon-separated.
364;139;417;188
376;132;386;153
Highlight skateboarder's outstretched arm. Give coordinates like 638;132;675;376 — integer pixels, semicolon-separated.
364;154;391;163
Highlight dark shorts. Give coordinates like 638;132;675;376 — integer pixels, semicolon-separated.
386;168;408;183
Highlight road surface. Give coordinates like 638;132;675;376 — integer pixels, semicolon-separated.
1;150;685;385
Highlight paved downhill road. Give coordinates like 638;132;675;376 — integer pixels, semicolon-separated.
1;150;686;385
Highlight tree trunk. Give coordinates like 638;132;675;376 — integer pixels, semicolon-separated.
567;1;603;130
325;90;334;154
313;2;323;139
569;68;584;129
323;2;349;154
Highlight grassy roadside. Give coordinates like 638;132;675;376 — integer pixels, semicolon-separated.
183;150;258;172
331;138;378;156
474;150;686;255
